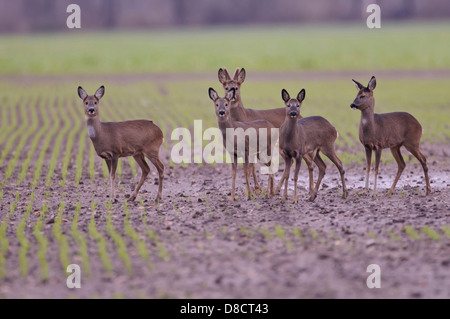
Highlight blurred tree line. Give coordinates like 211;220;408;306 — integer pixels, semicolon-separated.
0;0;449;32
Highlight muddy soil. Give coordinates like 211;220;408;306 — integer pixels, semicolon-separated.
0;142;449;299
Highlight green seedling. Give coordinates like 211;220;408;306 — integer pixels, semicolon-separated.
422;226;441;241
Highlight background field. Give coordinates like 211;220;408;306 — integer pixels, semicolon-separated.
0;23;450;299
1;23;450;75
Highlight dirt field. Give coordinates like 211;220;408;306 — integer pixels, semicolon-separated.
0;142;449;299
0;74;449;299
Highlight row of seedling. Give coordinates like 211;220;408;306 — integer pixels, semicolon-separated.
17;97;51;185
105;200;133;276
0;192;21;279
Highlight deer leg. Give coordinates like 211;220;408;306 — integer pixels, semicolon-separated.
251;164;261;194
104;159;113;198
243;161;253;200
267;173;274;198
276;156;291;194
292;156;302;204
110;157;119;201
230;160;237;201
312;154;325;190
282;157;293;203
404;144;431;196
129;154;150;202
321;146;348;199
389;146;406;195
312;153;326;200
266;161;274;198
303;154;317;201
373;148;382;196
146;152;164;202
364;146;372;193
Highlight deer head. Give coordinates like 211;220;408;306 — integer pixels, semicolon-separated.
218;67;245;105
281;89;305;119
350;76;376;111
78;86;105;118
208;87;236;120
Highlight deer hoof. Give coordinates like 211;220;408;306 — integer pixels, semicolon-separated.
128;194;137;202
342;190;348;199
308;194;317;202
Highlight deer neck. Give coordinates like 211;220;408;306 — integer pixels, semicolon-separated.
360;104;376;138
86;116;102;140
282;117;299;139
229;98;248;122
217;116;234;137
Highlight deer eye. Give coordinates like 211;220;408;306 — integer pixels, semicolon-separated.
225;103;228;106
225;87;228;90
216;104;218;107
85;101;88;105
360;96;365;99
94;102;97;105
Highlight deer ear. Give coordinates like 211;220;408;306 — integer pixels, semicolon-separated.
281;89;290;103
225;88;236;101
78;86;88;100
352;79;365;91
209;88;219;101
237;68;246;84
232;68;239;80
218;68;229;84
368;76;376;91
297;89;306;103
95;86;105;100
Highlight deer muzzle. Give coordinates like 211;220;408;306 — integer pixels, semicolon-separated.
350;104;358;110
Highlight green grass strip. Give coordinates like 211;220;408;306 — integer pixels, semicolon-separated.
52;200;70;273
404;226;421;240
123;201;151;269
33;202;49;281
88;202;113;275
71;202;91;276
105;201;133;276
422;226;441;241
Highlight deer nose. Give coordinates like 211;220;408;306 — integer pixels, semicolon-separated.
289;111;297;118
350;104;358;110
88;108;95;114
218;110;225;116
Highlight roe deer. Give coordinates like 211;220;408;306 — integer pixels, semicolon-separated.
350;76;431;195
218;67;323;194
208;87;276;201
78;86;164;202
279;89;348;203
